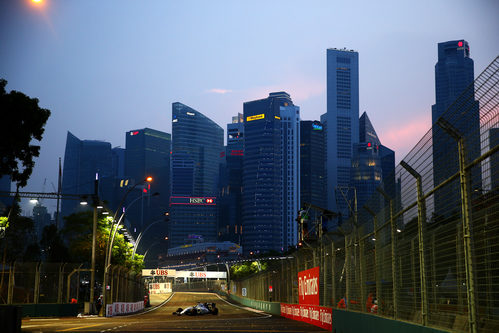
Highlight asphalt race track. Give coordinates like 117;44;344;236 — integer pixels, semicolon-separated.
21;292;327;332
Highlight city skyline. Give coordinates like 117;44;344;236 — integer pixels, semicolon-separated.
1;1;498;215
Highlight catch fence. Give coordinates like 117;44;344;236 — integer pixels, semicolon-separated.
0;262;144;306
231;56;499;333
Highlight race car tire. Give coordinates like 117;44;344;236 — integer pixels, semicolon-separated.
212;307;218;315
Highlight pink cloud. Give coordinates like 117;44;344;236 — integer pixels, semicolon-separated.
207;88;232;94
379;114;431;162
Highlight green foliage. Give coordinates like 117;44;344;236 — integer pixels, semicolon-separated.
0;79;51;187
62;212;144;273
230;260;268;280
0;202;36;262
0;216;8;229
40;224;70;262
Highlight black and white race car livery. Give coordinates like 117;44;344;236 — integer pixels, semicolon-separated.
172;302;218;316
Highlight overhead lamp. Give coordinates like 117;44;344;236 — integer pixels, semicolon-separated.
80;200;88;206
97;205;103;209
29;198;39;204
102;211;109;215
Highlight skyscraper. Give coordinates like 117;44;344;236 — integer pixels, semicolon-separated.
124;128;171;256
353;112;395;212
281;99;301;249
322;48;359;219
169;102;224;248
300;120;327;232
218;114;244;244
490;129;499;191
61;132;114;221
32;203;52;240
242;92;300;253
431;40;481;218
0;175;11;213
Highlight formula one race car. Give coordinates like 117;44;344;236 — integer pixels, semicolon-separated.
172;302;218;316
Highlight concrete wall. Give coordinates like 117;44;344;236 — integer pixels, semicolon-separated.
228;293;281;316
332;309;450;333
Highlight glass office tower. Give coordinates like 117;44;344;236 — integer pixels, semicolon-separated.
0;175;12;213
242;92;300;254
219;114;244;244
300;120;327;232
352;113;383;213
322;48;359;219
169;102;224;248
124;128;171;258
61;132;114;221
431;40;481;219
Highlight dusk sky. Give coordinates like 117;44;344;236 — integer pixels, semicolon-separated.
1;0;498;214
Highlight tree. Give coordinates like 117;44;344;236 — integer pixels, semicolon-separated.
62;211;144;273
0;201;37;262
0;79;51;188
40;224;70;262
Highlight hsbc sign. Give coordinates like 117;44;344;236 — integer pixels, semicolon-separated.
170;196;216;205
298;267;320;305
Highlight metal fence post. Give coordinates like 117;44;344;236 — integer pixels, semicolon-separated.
359;235;365;313
377;187;399;319
34;262;41;304
345;234;350;310
411;239;417;314
7;261;15;304
400;161;428;325
331;241;336;307
364;205;381;315
288;258;293;303
436;118;477;333
323;241;327;306
431;234;437;307
57;263;66;304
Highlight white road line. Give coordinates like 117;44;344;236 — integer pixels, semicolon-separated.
25;318;61;321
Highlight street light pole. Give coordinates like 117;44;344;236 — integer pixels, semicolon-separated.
89;173;99;311
131;216;167;258
100;177;152;316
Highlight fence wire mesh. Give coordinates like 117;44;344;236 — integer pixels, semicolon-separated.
232;56;499;333
0;262;144;306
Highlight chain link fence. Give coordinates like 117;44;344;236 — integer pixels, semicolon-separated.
231;56;499;333
0;262;144;306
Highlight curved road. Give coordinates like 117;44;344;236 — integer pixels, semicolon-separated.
22;292;327;332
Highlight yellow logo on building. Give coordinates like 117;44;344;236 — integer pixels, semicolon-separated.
246;114;265;122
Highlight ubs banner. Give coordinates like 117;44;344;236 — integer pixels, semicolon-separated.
280;266;332;331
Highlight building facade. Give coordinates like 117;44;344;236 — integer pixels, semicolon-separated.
0;175;12;213
218;114;244;244
169;103;224;248
300;120;327;233
61;131;114;221
431;40;481;219
124;128;171;250
242;92;300;254
322;48;359;219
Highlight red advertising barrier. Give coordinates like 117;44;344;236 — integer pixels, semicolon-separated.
298;266;320;305
280;303;332;331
